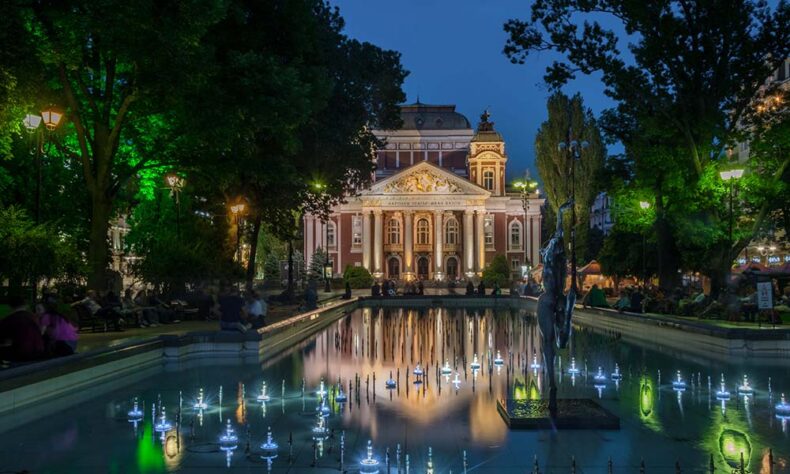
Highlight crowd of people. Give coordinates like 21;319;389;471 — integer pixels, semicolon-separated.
0;284;270;363
579;280;789;323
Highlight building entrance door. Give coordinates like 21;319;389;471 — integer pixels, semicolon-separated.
417;256;430;280
446;256;458;280
387;257;400;279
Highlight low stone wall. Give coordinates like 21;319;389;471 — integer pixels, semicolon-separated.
0;298;358;429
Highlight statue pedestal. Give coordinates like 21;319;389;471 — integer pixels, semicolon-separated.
497;399;620;430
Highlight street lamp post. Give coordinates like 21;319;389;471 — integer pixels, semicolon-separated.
230;202;246;263
164;172;186;240
719;169;744;288
513;176;539;279
639;201;651;284
23;109;63;223
557;138;589;292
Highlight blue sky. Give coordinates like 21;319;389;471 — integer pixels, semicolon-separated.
331;0;619;181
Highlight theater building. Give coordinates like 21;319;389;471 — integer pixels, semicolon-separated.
304;102;544;281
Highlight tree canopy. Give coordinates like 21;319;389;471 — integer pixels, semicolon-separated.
506;0;790;294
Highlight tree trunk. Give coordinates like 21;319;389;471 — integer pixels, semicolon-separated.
246;213;262;287
86;192;112;292
654;194;681;291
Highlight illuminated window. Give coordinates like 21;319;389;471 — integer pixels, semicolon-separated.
510;220;522;250
352;215;362;247
482;169;495;190
326;221;336;248
444;217;459;245
484;215;494;248
387;218;401;244
416;218;430;245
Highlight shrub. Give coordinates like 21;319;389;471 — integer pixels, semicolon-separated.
343;265;373;289
482;255;511;287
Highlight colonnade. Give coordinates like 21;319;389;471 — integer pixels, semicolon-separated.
361;208;487;279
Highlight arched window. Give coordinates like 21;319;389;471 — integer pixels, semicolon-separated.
509;220;522;249
416;218;430;245
482;169;495;191
326;221;336;248
444;217;459;245
387;218;401;244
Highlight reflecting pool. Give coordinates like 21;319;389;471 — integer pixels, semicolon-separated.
1;306;788;473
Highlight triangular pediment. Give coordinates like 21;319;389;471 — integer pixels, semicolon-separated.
364;161;491;197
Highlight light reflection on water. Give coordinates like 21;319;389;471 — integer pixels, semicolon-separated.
1;306;788;473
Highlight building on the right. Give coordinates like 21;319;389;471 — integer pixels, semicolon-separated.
589;191;614;236
728;57;789;268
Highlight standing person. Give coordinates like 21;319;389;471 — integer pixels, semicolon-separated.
0;293;47;361
218;286;250;332
491;281;501;296
343;281;352;300
477;280;486;297
465;280;475;296
371;281;381;297
417;279;424;296
39;297;78;356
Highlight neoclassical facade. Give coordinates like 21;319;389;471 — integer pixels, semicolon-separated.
305;102;543;281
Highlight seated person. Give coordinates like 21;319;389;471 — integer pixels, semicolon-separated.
121;288;146;327
613;290;631;312
0;293;47;361
218;287;250;332
133;289;160;326
465;281;475;296
582;284;609;308
245;290;267;328
75;290;123;331
371;282;381;297
477;281;486;296
39;298;78;356
629;289;644;313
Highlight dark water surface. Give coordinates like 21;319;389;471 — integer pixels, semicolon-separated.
1;306;788;473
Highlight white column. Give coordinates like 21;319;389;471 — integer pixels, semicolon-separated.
476;210;485;274
434;211;444;280
532;214;542;265
463;210;474;276
404;210;413;277
362;211;372;271
373;210;383;275
336;215;342;271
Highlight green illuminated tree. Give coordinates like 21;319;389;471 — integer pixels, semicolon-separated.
0;0;226;290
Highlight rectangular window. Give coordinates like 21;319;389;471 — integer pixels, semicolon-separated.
484;215;494;249
511;259;520;271
327;223;336;248
352;215;362;247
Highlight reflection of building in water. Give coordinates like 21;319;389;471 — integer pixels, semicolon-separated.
304;103;544;281
301;307;545;446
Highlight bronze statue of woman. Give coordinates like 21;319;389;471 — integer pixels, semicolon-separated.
536;199;576;414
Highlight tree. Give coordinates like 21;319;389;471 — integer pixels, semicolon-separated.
1;0;226;290
505;0;790;296
308;247;328;280
0;206;83;295
482;255;511;287
343;265;373;289
194;0;406;285
535;92;606;265
125;187;240;294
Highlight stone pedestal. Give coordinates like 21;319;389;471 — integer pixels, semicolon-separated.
497;398;620;430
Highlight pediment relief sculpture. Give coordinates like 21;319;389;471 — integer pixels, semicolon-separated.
383;170;463;194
